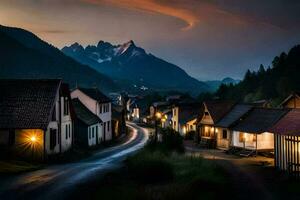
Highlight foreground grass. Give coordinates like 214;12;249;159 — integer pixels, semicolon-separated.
71;147;230;200
0;160;42;175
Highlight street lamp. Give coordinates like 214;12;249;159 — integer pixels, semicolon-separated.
154;112;162;142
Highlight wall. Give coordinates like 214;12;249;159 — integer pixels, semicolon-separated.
60;96;72;152
285;97;300;108
171;107;179;132
216;127;230;150
71;89;97;114
232;131;274;150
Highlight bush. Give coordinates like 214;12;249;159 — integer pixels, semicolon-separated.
185;131;196;140
161;128;185;153
126;151;174;184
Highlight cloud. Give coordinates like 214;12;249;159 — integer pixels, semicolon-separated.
82;0;199;30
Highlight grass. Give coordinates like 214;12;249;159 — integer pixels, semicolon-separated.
70;145;230;200
0;160;42;175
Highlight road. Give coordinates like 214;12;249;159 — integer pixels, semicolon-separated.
0;123;149;200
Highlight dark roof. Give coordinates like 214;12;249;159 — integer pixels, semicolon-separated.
215;104;253;128
232;108;289;134
72;98;102;126
0;79;61;130
279;92;300;107
269;109;300;136
78;87;111;103
179;103;203;124
204;101;235;123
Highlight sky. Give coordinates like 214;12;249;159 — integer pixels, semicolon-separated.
0;0;300;80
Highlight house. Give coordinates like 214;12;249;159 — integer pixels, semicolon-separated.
172;103;203;136
72;98;103;148
161;109;172;129
0;79;73;160
112;104;126;138
280;92;300;108
71;87;112;142
197;101;234;148
215;104;253;150
231;108;289;154
270;109;300;177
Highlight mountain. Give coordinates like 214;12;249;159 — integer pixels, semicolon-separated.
0;25;117;93
205;77;240;91
215;45;300;105
62;40;209;95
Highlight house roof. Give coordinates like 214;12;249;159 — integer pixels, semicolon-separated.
0;79;61;130
72;98;102;126
232;108;289;134
269;109;300;136
279;92;300;107
215;104;253;128
204;101;235;123
77;87;111;103
179;103;203;124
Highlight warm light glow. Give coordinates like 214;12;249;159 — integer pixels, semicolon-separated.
30;136;37;142
156;112;162;119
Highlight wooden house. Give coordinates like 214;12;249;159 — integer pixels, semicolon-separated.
197;101;234;148
71;87;112;142
280;92;300;108
231;108;288;155
215;104;253;150
72;98;103;148
0;79;73;160
270;109;300;177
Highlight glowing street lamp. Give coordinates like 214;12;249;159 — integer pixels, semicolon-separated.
30;136;37;143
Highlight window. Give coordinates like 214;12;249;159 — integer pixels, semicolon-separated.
52;108;56;121
103;122;106;134
204;111;209;116
174;121;176;128
222;130;227;139
100;104;103;114
50;129;57;150
65;124;68;139
96;126;98;138
92;127;95;138
69;124;71;138
88;128;91;139
64;98;69;115
239;133;245;143
190;125;193;130
107;121;110;132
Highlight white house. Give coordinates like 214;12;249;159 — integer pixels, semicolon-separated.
231;108;289;155
0;79;73;160
72;98;103;147
71;87;112;141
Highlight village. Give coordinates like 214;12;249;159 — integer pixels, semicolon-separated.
0;78;299;180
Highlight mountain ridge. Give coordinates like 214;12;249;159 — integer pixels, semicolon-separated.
62;40;209;95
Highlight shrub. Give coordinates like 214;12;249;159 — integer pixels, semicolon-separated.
161;128;185;153
126;151;174;184
185;131;196;140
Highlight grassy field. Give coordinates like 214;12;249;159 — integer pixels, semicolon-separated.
70;143;231;200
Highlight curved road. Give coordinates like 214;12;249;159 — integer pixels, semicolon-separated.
0;123;148;200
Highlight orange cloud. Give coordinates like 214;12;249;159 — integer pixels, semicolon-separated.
83;0;199;30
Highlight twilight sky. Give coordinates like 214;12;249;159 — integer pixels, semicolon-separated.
1;0;300;80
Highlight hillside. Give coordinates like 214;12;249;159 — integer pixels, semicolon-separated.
0;25;117;93
62;41;209;95
215;45;300;105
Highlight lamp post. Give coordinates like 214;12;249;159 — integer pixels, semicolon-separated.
155;112;162;142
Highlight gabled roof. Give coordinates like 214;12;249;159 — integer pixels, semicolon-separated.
215;104;253;128
203;101;235;123
279;92;300;107
269;109;300;136
178;103;203;124
77;87;111;103
0;79;61;130
232;108;289;134
72;98;102;126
